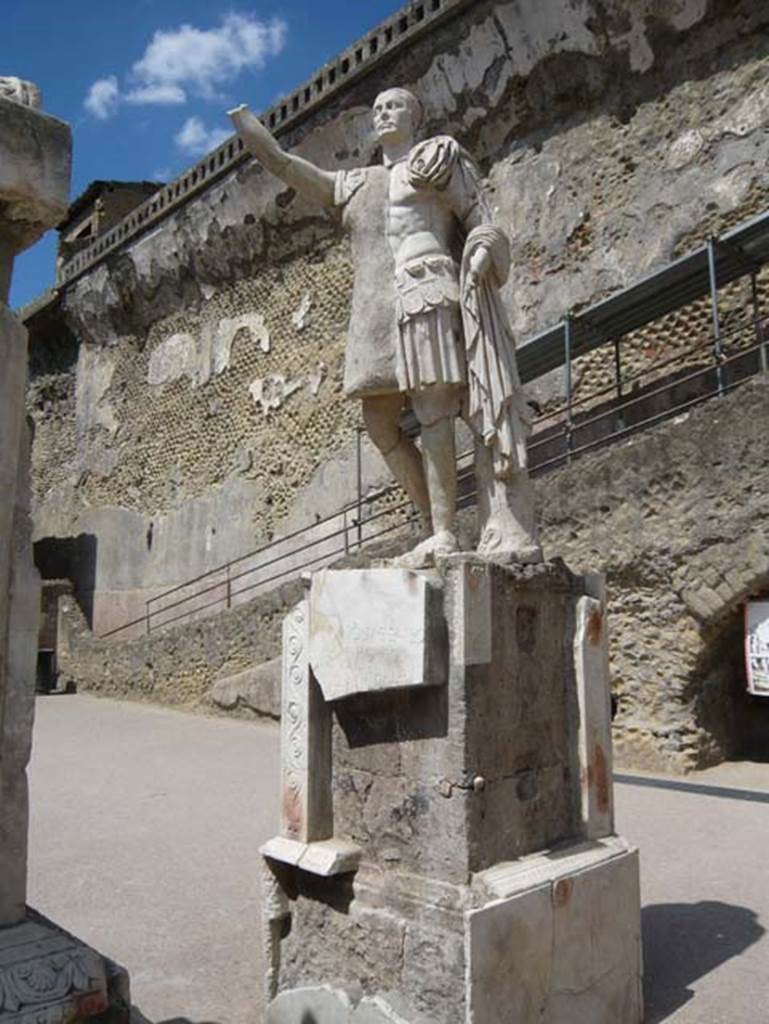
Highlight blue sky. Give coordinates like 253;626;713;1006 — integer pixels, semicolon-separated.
5;1;402;310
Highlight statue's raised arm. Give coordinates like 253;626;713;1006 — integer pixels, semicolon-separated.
228;104;336;208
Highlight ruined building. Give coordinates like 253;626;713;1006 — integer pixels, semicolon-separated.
22;0;769;771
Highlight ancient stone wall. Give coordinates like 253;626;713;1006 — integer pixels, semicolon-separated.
56;574;304;714
53;247;357;526
58;375;769;772
27;0;769;635
541;375;769;772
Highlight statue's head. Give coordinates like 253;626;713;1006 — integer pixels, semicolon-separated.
373;88;423;145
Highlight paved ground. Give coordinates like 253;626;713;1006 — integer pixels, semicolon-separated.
28;695;769;1023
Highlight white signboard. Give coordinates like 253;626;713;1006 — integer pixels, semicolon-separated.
745;601;769;697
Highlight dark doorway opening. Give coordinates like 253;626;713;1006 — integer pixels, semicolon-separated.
696;606;769;764
33;533;98;629
36;649;56;694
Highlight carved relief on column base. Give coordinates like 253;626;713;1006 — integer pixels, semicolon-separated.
0;908;129;1023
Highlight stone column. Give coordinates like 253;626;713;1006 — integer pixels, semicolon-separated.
0;79;71;928
0;235;16;303
0;79;130;1023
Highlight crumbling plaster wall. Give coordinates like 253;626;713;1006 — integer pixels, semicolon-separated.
29;0;769;634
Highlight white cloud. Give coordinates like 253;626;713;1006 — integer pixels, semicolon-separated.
84;75;120;120
132;13;287;101
174;116;231;157
125;83;186;106
83;13;287;119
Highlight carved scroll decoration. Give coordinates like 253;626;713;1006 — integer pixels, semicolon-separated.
281;600;308;840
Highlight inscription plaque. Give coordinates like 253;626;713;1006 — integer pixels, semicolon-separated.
308;568;443;700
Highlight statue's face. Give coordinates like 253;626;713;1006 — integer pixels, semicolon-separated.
373;90;415;144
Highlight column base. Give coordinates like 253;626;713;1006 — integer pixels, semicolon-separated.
0;907;130;1023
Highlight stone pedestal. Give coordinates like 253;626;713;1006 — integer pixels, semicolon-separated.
261;558;642;1023
0;82;129;1021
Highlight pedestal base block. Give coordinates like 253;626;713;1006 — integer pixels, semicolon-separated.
266;984;361;1024
0;909;129;1023
267;838;641;1023
469;837;642;1024
266;985;438;1024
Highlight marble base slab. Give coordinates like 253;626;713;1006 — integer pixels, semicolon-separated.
0;908;129;1023
266;985;437;1024
468;837;643;1024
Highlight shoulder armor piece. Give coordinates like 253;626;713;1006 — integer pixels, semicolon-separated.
407;135;460;190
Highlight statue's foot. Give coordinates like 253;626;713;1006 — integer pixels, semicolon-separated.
392;530;459;569
477;524;543;565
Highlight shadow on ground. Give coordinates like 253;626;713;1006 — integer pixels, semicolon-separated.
131;1010;223;1024
643;900;764;1023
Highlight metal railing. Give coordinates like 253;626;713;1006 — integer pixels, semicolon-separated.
100;303;767;641
99;201;769;643
526;320;765;474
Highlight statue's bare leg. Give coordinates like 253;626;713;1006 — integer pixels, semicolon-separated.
421;416;456;536
361;392;430;519
392;386;461;568
474;439;542;563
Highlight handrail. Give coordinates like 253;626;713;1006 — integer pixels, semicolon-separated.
97;208;769;640
99;315;767;641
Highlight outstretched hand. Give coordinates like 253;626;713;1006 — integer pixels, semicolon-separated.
227;104;276;151
226;101;336;207
227;102;249;130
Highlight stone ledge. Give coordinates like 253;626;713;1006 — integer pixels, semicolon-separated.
473;834;635;902
262;836;362;876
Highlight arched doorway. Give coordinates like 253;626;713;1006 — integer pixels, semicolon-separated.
695;600;769;763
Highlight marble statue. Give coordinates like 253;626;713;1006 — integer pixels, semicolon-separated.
230;88;541;567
